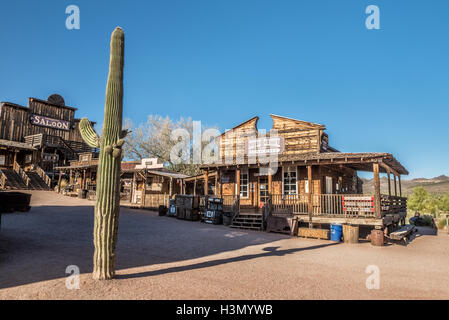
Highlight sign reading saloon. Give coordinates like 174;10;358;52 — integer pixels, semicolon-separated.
30;114;71;131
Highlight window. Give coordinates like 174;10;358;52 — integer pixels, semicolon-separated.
283;166;297;195
240;170;249;198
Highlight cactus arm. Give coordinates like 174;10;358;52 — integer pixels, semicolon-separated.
79;118;101;148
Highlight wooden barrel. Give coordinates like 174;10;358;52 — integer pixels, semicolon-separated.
370;229;384;246
343;224;359;243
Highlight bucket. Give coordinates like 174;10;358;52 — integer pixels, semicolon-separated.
343;224;359;244
223;213;232;226
370;229;384;246
330;224;343;242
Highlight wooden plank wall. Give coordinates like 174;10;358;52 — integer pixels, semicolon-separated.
0;99;90;144
217;115;323;164
271;115;320;155
219;117;258;164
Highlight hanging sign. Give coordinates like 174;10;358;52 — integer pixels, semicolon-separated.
30;114;70;131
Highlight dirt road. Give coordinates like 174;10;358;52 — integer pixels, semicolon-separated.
0;191;448;299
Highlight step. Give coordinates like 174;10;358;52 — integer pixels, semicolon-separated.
237;214;263;219
233;218;262;223
26;171;51;190
230;225;262;230
1;169;28;189
231;222;262;228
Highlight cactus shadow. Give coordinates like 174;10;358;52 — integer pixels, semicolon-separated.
0;204;296;290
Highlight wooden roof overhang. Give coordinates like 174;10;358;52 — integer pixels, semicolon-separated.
200;152;408;175
184;170;218;182
0;139;36;151
121;168;190;180
55;164;97;171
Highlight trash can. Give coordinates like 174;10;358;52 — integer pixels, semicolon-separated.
158;205;167;216
330;223;343;242
78;189;88;199
223;212;232;226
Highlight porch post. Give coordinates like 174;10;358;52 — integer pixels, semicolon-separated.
398;175;402;197
142;172;147;208
203;169;209;195
169;177;173;197
387;171;391;196
393;174;398;197
307;165;313;227
193;178;197;196
58;170;62;193
373;163;382;219
268;169;272;196
216;170;221;197
236;167;240;198
214;173;218;196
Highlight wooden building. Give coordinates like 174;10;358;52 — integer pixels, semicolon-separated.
194;114;408;231
56;156;190;209
121;158;189;209
0;94;97;190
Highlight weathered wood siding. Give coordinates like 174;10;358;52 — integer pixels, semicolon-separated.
270;115;321;155
217;115;322;164
0;98;89;144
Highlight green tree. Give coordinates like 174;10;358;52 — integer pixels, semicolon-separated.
438;194;449;215
408;186;429;212
423;195;440;217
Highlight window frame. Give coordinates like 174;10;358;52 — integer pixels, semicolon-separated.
282;166;298;197
237;168;249;199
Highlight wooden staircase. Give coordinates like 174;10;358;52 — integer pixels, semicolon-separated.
26;171;51;190
230;212;263;230
0;169;28;189
0;164;52;191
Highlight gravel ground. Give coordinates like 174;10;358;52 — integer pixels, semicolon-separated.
0;190;448;300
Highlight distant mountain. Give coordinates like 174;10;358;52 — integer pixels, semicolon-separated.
361;175;449;196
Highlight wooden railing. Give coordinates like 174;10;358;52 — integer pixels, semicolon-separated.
381;195;407;215
222;195;240;220
271;194;308;214
0;169;6;189
35;165;52;188
268;194;382;219
24;133;96;154
13;161;30;187
24;133;44;147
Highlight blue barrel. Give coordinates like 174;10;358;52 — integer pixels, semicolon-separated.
330;224;343;242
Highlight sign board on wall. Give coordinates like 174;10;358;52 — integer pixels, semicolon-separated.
246;136;285;156
0;155;5;166
30;114;71;131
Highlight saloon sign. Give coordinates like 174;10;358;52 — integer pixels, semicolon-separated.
30;114;71;131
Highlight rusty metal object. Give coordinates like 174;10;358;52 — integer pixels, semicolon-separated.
370;229;384;246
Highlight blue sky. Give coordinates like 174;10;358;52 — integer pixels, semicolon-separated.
1;0;448;179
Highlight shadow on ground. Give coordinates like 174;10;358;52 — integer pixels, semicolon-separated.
0;203;335;289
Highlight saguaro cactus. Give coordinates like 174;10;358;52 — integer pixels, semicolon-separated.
79;27;126;280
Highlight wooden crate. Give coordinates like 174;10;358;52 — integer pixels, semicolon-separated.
297;227;330;240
